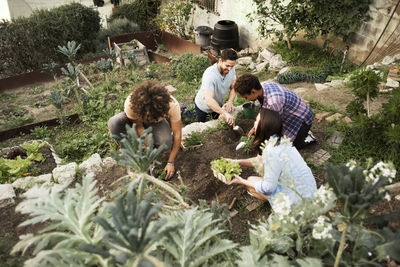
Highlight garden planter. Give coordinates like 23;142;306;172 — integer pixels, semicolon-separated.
114;40;150;67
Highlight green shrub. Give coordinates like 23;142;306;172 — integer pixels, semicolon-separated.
94;18;140;51
109;0;161;31
0;3;100;76
171;53;210;83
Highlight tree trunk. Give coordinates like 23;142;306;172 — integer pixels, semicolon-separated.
367;89;370;117
286;36;292;50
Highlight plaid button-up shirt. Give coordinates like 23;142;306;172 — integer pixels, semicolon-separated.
259;81;314;141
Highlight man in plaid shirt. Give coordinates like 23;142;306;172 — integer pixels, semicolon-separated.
234;73;314;149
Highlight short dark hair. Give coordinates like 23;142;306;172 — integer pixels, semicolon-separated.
130;80;171;124
253;108;283;152
233;73;262;95
220;48;238;61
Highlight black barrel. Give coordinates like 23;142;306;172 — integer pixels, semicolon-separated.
211;20;239;53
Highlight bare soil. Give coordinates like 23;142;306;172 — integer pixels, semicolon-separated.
1;81;398;263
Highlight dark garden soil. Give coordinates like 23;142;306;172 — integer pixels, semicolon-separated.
1;118;399;263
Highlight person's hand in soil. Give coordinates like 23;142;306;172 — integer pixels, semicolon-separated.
247;126;256;137
223;101;234;113
222;111;235;126
164;162;175;180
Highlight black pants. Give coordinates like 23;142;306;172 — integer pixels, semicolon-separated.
195;104;219;122
293;122;312;150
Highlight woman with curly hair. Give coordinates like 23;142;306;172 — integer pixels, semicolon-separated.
108;80;182;179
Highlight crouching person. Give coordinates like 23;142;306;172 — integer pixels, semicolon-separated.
228;108;317;210
107;80;182;179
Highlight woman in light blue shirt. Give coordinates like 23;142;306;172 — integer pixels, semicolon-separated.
229;109;317;210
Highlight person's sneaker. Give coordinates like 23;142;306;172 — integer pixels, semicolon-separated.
304;131;317;144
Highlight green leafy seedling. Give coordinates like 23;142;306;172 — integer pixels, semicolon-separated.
183;132;204;147
210;157;242;182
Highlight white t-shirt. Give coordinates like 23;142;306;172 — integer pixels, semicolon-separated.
195;63;236;113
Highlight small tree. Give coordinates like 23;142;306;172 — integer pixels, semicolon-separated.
154;1;194;39
249;0;371;49
248;0;307;49
347;67;381;117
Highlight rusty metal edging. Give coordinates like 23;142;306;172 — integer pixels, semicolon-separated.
0;56;107;93
0;31;211;142
0;114;80;142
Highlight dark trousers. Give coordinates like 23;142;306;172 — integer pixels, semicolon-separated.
195;104;219;122
107;112;173;149
293;122;312;150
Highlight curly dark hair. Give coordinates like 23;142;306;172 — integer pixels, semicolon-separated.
130;80;171;124
233;73;262;96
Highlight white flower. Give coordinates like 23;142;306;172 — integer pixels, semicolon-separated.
281;136;292;146
312;216;333;240
273;193;291;220
316;185;336;205
365;161;397;185
346;159;357;171
384;192;391;202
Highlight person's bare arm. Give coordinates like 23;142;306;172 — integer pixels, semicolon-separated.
204;89;235;125
164;119;182;179
248;112;260;137
230;157;257;168
223;87;236;112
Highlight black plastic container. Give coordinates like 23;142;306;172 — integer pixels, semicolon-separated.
211;20;239;53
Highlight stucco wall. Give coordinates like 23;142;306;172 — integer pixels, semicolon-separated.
0;0;11;21
191;0;271;50
2;0;113;27
191;0;400;65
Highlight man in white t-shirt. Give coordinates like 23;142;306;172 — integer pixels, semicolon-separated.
194;49;238;126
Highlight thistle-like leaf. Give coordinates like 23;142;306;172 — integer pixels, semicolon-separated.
158;207;237;267
12;174;106;266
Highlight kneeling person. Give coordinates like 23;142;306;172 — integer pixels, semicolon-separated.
108;80;182;179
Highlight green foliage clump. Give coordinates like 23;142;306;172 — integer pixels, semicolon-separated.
155;1;194;39
346;67;381;117
0;141;44;183
249;0;371;49
110;0;161;31
211;157;242;181
183;132;204;147
0;3;100;76
94;18;140;51
273;41;353;70
171;53;210;83
277;68;331;84
239;135;255;154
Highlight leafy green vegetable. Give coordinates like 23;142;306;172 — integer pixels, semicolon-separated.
211;157;242;182
239;135;255;154
183;132;204;147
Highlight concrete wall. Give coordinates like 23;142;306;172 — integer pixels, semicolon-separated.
1;0;113;27
191;0;400;65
